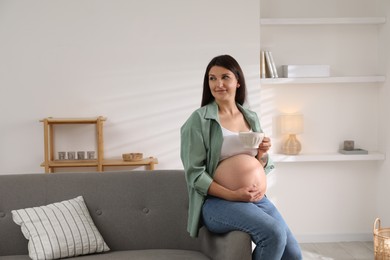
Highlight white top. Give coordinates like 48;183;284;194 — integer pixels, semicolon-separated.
219;126;258;162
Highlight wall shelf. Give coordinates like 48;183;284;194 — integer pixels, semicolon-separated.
261;76;385;85
39;158;158;171
271;152;385;163
260;17;386;25
103;158;158;170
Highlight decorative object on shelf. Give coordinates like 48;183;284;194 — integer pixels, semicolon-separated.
339;140;368;154
59;151;95;160
260;51;266;79
77;151;85;160
122;153;143;162
282;65;330;78
87;151;95;160
280;114;304;155
67;151;76;160
58;151;66;160
260;50;278;78
373;218;390;259
343;140;355;151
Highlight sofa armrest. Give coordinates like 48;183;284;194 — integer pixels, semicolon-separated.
198;227;252;260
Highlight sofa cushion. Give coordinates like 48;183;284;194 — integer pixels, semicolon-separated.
11;196;110;260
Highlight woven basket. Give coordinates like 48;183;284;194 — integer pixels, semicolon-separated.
374;218;390;259
122;153;143;162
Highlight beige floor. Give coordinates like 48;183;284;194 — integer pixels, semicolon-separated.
300;241;374;260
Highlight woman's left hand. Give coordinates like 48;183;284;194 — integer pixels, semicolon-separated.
257;136;271;158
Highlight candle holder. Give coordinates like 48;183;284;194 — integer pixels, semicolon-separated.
67;151;76;160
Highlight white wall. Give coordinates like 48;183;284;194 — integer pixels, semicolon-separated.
0;0;261;173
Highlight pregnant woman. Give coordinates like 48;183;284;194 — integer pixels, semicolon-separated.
180;55;302;260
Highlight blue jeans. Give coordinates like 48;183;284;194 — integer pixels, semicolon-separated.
202;196;302;260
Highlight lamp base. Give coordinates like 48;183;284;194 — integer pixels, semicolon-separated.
282;134;301;155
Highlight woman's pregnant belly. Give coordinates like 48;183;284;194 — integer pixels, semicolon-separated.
214;154;267;194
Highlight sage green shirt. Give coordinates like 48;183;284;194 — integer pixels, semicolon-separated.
180;101;275;237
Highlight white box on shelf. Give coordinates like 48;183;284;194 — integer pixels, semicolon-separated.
282;65;330;78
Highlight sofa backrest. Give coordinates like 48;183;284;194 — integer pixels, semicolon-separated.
0;170;200;256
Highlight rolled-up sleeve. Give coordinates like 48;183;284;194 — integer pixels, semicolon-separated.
264;155;275;175
180;116;213;196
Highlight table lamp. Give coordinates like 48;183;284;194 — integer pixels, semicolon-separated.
280;114;304;155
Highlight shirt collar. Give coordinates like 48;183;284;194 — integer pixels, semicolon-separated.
204;101;219;121
203;101;256;127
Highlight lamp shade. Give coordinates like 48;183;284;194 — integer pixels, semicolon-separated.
280;114;304;135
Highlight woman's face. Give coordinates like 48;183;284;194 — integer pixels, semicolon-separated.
208;66;240;104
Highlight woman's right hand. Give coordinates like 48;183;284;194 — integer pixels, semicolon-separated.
208;181;264;202
233;185;264;202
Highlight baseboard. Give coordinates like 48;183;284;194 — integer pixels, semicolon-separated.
296;233;373;243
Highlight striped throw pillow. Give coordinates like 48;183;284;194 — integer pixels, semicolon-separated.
12;196;110;260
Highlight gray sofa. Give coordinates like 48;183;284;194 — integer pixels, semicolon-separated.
0;170;252;259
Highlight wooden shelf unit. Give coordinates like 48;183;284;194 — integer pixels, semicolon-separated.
40;117;158;173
